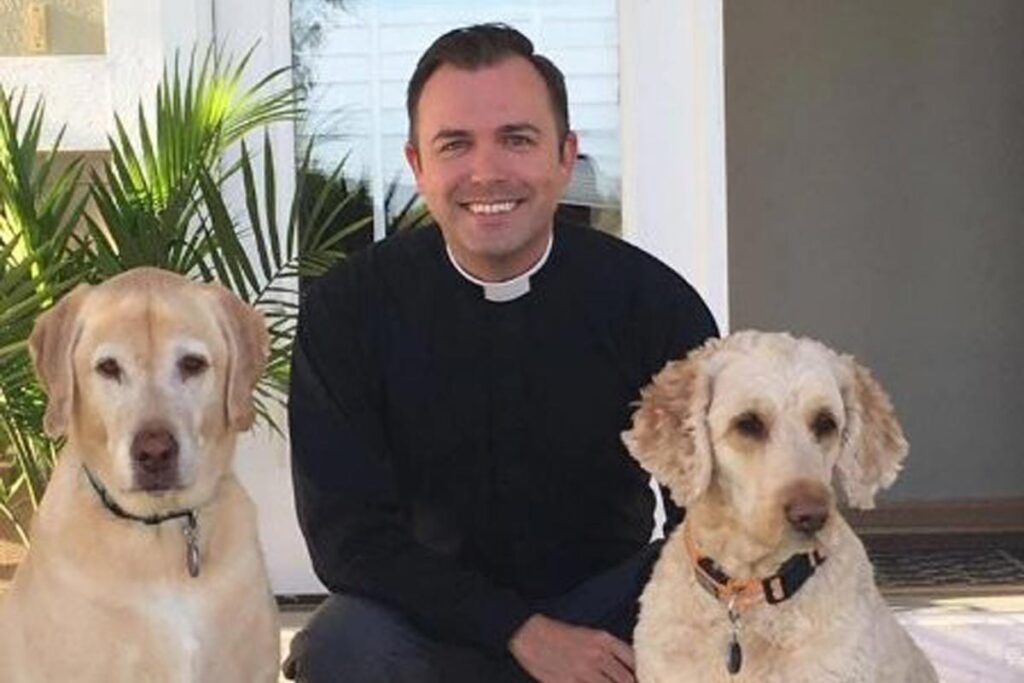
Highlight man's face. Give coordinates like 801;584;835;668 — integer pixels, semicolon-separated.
405;56;577;282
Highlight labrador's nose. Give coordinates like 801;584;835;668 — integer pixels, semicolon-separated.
131;425;180;490
785;496;830;535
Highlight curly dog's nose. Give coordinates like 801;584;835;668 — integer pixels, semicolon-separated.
785;496;830;534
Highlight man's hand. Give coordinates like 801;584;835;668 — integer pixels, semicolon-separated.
508;613;636;683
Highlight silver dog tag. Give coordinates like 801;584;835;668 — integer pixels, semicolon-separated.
183;513;201;578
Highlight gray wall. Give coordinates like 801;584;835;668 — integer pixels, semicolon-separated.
724;0;1024;500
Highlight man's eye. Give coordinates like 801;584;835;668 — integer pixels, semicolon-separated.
96;358;122;382
438;140;468;154
506;135;534;148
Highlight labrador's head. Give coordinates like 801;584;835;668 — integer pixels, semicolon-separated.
623;331;907;558
29;268;268;515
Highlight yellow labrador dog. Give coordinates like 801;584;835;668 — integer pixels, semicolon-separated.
0;268;279;682
623;331;937;683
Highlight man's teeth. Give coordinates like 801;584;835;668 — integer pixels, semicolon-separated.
467;201;517;215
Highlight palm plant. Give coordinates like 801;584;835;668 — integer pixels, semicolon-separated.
0;88;88;544
0;46;424;545
85;47;300;278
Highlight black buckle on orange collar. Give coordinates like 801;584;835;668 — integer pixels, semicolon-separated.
687;525;826;609
761;549;826;604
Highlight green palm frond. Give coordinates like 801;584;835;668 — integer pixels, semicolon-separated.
194;133;376;422
0;87;85;545
0;86;87;280
0;86;85;403
85;46;301;277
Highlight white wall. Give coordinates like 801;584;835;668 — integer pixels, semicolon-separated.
0;0;212;150
619;0;729;332
210;0;319;595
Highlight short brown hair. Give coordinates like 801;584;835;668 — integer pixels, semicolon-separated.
406;23;570;147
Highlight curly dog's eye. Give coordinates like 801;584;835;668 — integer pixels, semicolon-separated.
95;358;122;382
811;411;838;439
734;411;767;440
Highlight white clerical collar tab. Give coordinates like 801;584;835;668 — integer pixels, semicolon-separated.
446;234;553;303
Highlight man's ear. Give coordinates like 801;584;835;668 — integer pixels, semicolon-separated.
29;284;92;438
560;131;578;174
621;343;716;508
834;356;908;509
404;141;423;179
206;283;269;432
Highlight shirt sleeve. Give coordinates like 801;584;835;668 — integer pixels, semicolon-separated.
288;271;534;655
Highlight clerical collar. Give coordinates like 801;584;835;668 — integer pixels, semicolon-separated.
445;233;553;302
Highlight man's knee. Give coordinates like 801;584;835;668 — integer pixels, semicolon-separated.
286;595;436;683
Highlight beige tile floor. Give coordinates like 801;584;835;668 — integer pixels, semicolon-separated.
892;592;1024;683
276;591;1024;683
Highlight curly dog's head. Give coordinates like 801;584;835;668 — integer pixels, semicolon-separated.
623;331;907;558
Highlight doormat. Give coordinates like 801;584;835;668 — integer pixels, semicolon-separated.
870;547;1024;592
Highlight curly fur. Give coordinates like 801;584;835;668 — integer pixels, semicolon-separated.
622;331;937;683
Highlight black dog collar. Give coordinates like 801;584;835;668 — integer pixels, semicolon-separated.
82;466;201;578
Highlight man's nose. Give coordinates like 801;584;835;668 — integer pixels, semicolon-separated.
468;143;506;183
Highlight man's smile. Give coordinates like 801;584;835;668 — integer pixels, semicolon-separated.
461;199;524;215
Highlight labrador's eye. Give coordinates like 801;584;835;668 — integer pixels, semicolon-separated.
95;358;122;382
811;411;838;440
178;354;209;379
734;411;768;440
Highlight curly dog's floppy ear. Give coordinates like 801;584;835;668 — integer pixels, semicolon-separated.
622;349;714;507
29;284;92;438
835;358;908;509
207;283;269;432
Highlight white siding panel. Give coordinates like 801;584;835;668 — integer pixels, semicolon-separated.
379;81;409;106
565;76;618;104
537;19;618;48
311;62;373;85
314;27;372;54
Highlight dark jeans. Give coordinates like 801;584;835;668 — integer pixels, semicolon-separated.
284;542;663;683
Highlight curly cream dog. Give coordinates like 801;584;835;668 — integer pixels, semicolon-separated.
0;268;279;683
623;331;937;683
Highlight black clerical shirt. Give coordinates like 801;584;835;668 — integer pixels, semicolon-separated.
289;221;717;656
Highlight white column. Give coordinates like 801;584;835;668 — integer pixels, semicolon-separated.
212;0;318;595
618;0;730;332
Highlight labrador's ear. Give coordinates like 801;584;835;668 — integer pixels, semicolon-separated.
207;284;269;432
622;345;716;508
29;284;92;438
835;357;908;509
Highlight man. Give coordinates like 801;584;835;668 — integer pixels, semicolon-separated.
286;23;717;683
